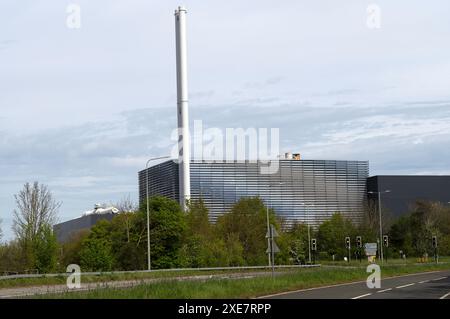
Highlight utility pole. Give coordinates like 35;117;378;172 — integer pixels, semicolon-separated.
308;223;311;264
378;191;383;264
300;202;314;264
266;205;271;267
271;225;275;278
368;190;391;265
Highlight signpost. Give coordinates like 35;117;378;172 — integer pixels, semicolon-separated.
266;224;280;278
364;243;378;263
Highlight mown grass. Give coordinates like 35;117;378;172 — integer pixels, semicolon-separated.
36;262;450;299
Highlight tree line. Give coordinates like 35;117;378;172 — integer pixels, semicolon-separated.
1;182;450;274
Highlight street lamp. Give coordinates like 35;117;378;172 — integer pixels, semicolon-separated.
300;203;314;264
368;189;391;264
266;182;283;268
145;155;171;271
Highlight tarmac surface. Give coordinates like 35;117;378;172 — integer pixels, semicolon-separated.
260;270;450;299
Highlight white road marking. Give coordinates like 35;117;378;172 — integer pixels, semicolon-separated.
377;288;392;293
432;277;447;281
256;270;448;299
396;283;415;289
418;280;429;284
440;292;450;300
256;280;368;298
351;293;372;299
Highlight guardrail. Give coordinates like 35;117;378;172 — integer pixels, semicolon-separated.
0;264;320;280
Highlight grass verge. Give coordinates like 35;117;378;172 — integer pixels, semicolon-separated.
0;268;268;290
35;263;450;299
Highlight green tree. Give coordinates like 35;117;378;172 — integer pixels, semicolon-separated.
12;182;60;272
33;225;58;273
179;199;216;267
389;215;413;256
140;196;186;269
186;199;212;239
216;197;278;266
277;222;309;265
109;212;146;270
0;240;27;273
60;230;90;270
317;213;356;260
80;220;115;271
386;201;450;258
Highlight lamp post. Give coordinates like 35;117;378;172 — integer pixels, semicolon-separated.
266;182;284;268
300;203;314;264
368;189;391;264
145;155;170;271
266;204;271;267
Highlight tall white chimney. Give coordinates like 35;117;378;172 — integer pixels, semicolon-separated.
175;6;191;210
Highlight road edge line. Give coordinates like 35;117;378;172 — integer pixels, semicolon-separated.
256;269;447;299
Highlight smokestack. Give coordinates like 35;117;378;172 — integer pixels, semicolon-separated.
175;6;191;210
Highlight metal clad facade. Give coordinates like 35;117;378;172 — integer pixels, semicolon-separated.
367;175;450;217
53;213;116;243
139;159;369;226
138;160;179;204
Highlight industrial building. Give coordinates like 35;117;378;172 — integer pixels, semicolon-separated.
51;7;450;243
140;6;367;227
53;204;119;243
367;175;450;217
138;157;369;226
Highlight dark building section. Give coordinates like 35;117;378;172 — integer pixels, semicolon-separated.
367;175;450;217
139;159;369;227
54;213;116;243
138;160;179;204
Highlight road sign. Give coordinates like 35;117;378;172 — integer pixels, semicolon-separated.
265;225;279;238
364;243;377;256
266;241;280;253
266;224;280;254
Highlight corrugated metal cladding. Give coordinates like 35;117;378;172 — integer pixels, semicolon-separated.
139;159;369;227
138;160;179;204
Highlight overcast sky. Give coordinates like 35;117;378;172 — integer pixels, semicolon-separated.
1;1;450;240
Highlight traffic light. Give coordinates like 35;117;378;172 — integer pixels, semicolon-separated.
356;236;362;248
311;238;317;251
432;236;438;248
345;237;351;249
383;235;389;247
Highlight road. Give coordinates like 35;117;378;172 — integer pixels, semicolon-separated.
260;270;450;299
